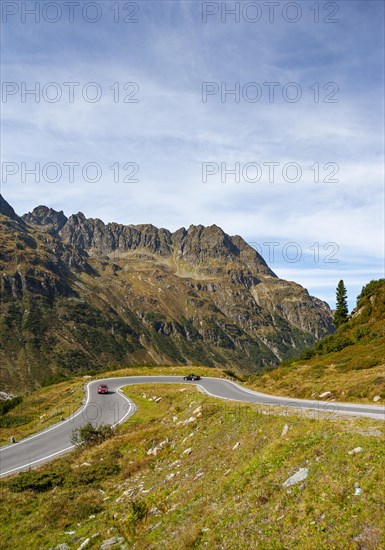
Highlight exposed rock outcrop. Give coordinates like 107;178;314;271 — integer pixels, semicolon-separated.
0;196;334;391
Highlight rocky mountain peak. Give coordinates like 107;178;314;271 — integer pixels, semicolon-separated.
26;205;272;272
23;205;68;232
0;195;335;391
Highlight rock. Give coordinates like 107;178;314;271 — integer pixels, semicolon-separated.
56;545;70;550
81;462;91;467
184;416;196;424
0;391;15;400
182;448;192;455
172;416;178;422
348;447;363;455
282;468;309;487
77;539;90;550
193;405;202;414
373;396;381;402
319;391;332;398
232;442;240;450
354;487;363;496
155;397;162;402
280;424;289;438
99;537;125;549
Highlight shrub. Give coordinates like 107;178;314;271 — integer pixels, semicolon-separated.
70;422;114;448
8;470;64;493
130;498;149;522
314;335;353;354
0;395;23;415
299;348;315;361
353;326;370;341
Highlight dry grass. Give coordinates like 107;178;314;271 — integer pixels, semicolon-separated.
249;362;385;403
1;384;384;549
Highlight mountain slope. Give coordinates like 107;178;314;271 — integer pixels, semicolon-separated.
251;279;385;402
0;196;333;392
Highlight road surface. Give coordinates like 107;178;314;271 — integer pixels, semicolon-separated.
1;376;384;477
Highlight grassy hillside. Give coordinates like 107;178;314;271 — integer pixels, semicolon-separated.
1;384;384;549
249;280;385;403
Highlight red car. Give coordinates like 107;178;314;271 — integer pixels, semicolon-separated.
97;384;109;394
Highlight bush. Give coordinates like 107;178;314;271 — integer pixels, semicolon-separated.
353;326;370;341
299;348;315;361
8;470;64;493
70;422;114;448
0;395;23;416
314;335;353;354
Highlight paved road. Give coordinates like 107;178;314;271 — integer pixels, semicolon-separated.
1;376;384;477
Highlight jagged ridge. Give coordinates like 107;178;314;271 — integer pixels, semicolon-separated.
0;196;334;391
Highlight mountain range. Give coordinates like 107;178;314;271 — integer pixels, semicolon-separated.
0;195;334;391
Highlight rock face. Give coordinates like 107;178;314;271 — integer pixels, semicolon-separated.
0;195;334;391
22;205;68;233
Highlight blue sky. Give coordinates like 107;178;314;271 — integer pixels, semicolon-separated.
1;0;384;309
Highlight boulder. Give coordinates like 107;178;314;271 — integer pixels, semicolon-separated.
282;468;309;487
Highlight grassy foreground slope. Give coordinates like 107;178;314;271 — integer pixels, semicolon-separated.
250;280;385;403
1;384;384;549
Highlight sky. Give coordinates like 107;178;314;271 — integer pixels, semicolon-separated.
1;0;384;310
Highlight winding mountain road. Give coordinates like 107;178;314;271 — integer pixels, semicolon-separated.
1;376;384;477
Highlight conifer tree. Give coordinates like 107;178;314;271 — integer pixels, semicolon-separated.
334;279;349;327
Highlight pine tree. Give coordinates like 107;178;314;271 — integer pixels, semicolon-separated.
333;280;349;327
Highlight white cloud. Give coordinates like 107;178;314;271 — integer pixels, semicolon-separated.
1;1;384;307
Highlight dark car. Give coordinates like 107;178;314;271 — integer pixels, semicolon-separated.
183;374;201;381
97;384;109;394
